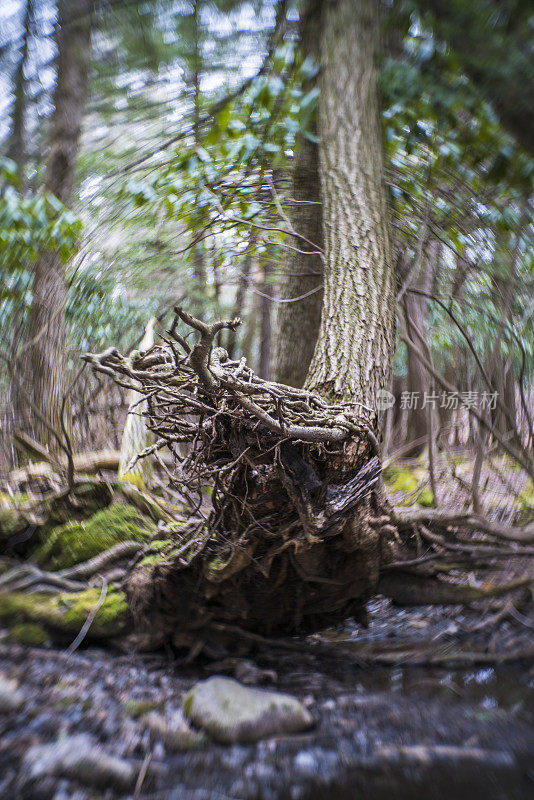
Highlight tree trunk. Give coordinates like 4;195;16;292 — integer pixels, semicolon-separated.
439;254;469;445
305;0;395;416
273;0;324;387
26;0;92;451
226;239;254;360
258;261;273;380
191;0;207;319
7;0;32;178
403;240;436;456
489;252;519;445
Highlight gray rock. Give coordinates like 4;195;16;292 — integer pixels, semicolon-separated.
22;733;135;791
183;676;314;744
142;709;204;751
0;674;25;713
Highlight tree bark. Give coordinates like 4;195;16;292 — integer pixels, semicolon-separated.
273;0;324;387
26;0;92;451
305;0;395;418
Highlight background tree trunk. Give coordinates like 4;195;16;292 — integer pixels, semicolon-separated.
259;260;273;380
226;236;254;360
273;0;324;388
402;240;436;455
7;0;32;178
191;0;207;319
305;0;395;418
26;0;92;450
440;254;469;445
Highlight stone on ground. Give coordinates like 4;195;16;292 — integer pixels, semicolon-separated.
22;733;135;791
0;674;25;713
183;676;314;744
143;709;205;751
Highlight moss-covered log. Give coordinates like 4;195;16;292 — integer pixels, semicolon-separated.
0;586;129;642
0;491;165;646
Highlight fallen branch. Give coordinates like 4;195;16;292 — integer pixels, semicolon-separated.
8;449;121;486
66;577;108;655
394;507;534;544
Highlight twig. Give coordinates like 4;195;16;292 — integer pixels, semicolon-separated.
66;577;108;655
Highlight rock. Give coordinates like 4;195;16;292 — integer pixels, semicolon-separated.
143;710;204;751
22;733;135;791
183;676;314;744
294;749;320;774
0;674;25;713
122;698;162;718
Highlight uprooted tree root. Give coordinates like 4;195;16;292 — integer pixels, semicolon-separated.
81;308;534;654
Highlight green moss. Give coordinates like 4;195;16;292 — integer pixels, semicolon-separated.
123;699;163;718
34;503;155;570
42;481;114;532
0;507;27;537
151;540;169;551
0;557;17;575
0;586;129;639
6;622;49;646
55;695;92;711
384;464;433;507
384;465;418;495
183;691;194;718
208;557;225;576
517;480;534;522
418;488;434;507
0;491;30;505
118;472;145;490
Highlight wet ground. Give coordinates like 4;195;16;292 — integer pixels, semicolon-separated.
1;598;533;800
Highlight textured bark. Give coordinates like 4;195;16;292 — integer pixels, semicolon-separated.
305;0;395;416
27;0;92;450
273;0;324;387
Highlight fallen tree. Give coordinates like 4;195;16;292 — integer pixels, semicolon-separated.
79;307;533;654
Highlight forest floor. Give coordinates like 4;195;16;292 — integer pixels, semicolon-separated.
1;453;533;799
1;596;533;800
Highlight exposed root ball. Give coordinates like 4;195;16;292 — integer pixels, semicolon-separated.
84;309;394;646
